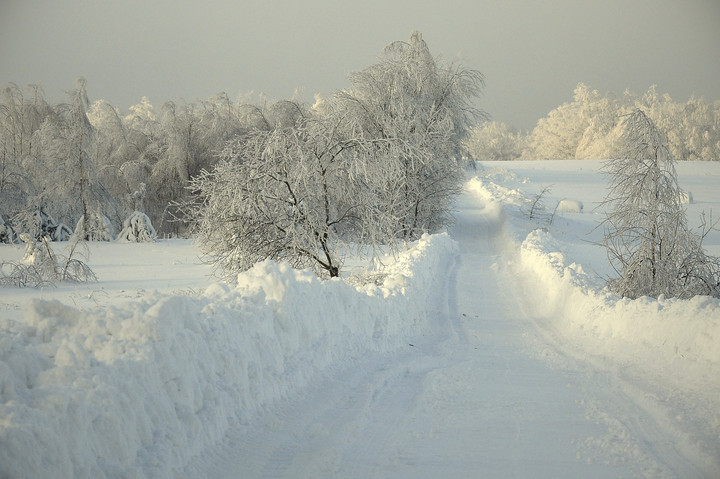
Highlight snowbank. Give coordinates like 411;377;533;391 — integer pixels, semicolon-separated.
517;228;720;369
0;233;457;479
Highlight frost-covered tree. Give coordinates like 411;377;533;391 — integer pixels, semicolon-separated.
600;109;720;299
150;98;244;235
185;104;390;279
46;78;116;240
87;99;135;213
335;31;484;238
522;83;720;162
463;121;525;161
4;79;117;240
528;87;586;160
120;97;164;227
185;32;483;280
150;101;197;205
574;84;620;159
0;84;56;226
528;83;619;160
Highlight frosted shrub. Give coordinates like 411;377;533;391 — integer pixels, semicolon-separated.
12;207;72;241
117;211;157;242
185;112;375;279
0;235;97;287
75;212;114;241
186;32;483;280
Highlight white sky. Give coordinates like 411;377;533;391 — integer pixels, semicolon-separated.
1;0;719;130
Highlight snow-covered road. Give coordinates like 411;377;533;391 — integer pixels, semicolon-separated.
182;186;704;478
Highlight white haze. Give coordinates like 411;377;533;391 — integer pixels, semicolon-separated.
1;0;719;130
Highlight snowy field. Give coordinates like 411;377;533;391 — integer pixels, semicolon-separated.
1;159;719;478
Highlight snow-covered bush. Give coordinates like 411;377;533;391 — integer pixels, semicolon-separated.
186;32;482;280
12;207;72;241
75;212;114;241
0;235;96;287
117;211;157;242
185;111;380;279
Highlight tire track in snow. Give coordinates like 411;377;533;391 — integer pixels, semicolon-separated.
514;292;716;478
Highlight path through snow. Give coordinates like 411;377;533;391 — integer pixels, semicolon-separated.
182;186;699;478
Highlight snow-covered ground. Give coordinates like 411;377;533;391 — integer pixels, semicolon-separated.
1;159;719;478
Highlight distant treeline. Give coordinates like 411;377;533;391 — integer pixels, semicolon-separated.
464;83;720;162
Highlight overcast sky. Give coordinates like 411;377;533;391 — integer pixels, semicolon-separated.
1;0;719;130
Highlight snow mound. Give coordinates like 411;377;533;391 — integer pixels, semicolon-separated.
0;233;457;479
471;170;719;385
116;211;157;242
555;199;583;213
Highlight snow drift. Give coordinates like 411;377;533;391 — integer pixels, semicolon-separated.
0;234;457;479
517;228;720;368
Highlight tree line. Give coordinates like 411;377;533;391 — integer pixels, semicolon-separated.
464;83;720;162
0;79;260;243
0;32;484;278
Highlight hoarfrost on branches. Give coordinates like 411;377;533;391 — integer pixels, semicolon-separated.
600;109;720;299
335;30;485;239
183;31;484;279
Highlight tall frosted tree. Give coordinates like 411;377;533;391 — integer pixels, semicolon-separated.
335;31;485;238
22;78;115;240
0;84;55;228
600;109;719;299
